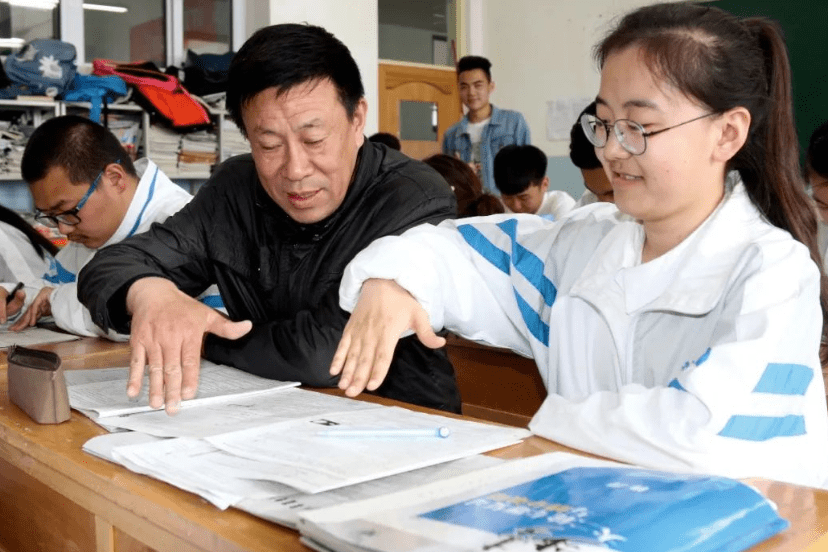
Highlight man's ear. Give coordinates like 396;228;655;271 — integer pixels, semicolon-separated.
104;162;128;193
713;106;750;163
540;176;549;193
352;98;368;147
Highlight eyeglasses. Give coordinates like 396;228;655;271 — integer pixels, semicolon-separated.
580;112;714;156
34;160;118;228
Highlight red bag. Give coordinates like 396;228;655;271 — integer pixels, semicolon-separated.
93;59;211;129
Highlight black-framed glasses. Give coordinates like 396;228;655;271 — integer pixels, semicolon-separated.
34;160;119;228
580;112;714;156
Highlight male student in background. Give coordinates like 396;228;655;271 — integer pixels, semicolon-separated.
442;55;530;193
0;115;223;338
493;144;576;219
570;101;614;205
78;23;461;415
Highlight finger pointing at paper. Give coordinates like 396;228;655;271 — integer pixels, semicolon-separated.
126;277;252;415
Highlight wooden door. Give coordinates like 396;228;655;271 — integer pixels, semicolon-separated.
378;62;462;160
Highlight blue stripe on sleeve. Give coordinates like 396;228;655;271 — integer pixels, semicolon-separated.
496;219;557;306
513;290;549;346
718;415;806;441
44;260;76;284
200;295;225;309
457;224;510;274
668;378;686;392
458;219;556;347
753;363;813;396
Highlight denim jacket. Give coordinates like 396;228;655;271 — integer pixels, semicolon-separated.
442;104;531;193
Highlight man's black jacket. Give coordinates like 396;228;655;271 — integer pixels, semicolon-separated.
78;142;461;412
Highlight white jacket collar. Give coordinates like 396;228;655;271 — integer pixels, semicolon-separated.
102;158;161;248
572;177;775;315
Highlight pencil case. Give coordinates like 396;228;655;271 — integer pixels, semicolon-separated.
7;345;71;424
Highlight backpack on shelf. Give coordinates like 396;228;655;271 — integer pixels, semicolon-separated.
183;50;234;97
92;59;212;130
63;74;129;124
0;39;77;99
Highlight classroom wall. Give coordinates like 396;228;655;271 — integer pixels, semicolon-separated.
472;0;674;197
268;0;379;135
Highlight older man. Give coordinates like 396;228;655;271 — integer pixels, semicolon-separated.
79;23;460;414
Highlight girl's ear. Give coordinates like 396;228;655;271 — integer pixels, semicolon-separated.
713;106;751;163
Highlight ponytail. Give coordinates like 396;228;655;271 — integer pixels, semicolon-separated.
741;19;828;364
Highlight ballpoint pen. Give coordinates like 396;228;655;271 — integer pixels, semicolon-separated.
315;426;452;438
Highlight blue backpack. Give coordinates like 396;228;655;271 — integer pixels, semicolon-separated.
64;74;129;123
2;39;77;98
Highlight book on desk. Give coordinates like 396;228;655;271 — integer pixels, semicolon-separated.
298;451;788;552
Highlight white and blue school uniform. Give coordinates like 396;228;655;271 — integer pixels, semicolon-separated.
45;158;224;340
340;175;828;488
0;222;54;302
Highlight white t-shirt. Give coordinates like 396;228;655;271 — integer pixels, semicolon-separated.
467;118;489;164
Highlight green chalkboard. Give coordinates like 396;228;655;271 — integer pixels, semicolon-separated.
713;0;828;163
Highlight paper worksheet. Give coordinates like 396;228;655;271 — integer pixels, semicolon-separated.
236;454;504;529
0;326;80;348
111;437;298;509
95;387;383;438
204;406;531;494
65;360;300;418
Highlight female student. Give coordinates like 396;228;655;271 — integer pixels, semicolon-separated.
0;205;57;322
423;154;504;218
330;2;828;488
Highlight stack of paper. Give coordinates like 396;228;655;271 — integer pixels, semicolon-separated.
71;363;531;516
298;451;790;552
221;118;250;161
0;326;80;348
179;130;217;175
147;124;180;175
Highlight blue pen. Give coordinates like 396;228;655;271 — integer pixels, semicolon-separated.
5;282;23;305
315;426;451;439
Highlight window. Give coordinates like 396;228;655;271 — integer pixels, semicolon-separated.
378;0;457;67
0;1;243;66
85;0;165;66
0;0;58;54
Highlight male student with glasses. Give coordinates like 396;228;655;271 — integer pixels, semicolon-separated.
1;115;223;336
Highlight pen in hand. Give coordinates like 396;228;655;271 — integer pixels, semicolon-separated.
5;282;24;306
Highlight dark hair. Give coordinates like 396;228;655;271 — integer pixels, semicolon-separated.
423;154;504;218
21;115;137;185
456;55;492;81
369;132;401;151
0;205;57;259
806;121;828;178
227;23;364;136
598;1;828;362
493;145;547;196
569;102;602;170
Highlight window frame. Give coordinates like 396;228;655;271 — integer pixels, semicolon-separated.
59;0;244;67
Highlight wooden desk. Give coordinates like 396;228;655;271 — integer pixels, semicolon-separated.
0;338;826;552
446;334;547;427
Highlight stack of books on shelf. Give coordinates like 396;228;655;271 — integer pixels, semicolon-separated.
221;117;250;161
179;129;217;176
147;125;181;176
107;116;142;161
